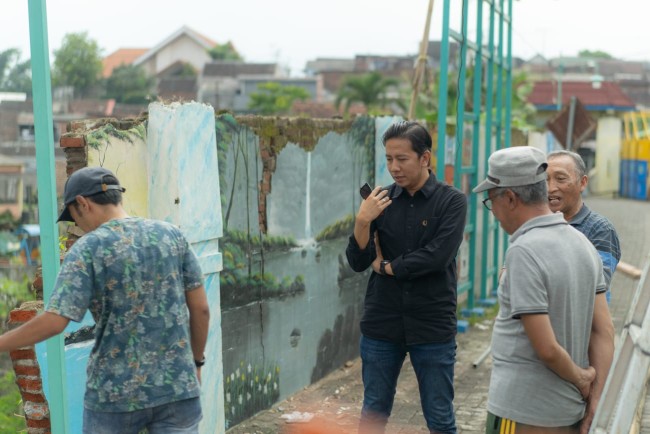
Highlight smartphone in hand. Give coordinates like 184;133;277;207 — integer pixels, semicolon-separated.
360;183;372;200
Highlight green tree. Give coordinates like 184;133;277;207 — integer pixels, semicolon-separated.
335;72;403;114
0;371;25;432
208;42;242;61
248;82;310;115
578;49;614;59
0;48;31;94
105;64;154;104
52;32;103;98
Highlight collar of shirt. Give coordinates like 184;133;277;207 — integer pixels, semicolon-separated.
390;170;438;199
510;213;568;243
568;203;591;225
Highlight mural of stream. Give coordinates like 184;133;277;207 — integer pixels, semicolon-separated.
216;115;374;427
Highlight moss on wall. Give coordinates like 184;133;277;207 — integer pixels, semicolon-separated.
85;121;147;150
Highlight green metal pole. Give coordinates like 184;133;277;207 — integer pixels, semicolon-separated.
27;1;69;433
491;0;505;291
471;0;484;302
454;0;470;308
481;0;496;299
505;0;513;148
436;0;452;179
497;0;509;258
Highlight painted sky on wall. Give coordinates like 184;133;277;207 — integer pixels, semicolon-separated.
1;0;648;77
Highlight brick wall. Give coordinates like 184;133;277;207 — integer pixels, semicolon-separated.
8;301;50;434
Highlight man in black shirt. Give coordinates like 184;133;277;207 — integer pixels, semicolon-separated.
346;121;467;434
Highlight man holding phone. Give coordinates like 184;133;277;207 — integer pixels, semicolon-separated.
346;121;467;434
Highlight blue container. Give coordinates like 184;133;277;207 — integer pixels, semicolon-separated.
619;160;626;197
627;160;636;198
633;160;648;200
620;160;631;197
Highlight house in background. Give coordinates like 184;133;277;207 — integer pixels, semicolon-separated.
198;61;280;110
102;26;228;102
305;54;414;103
518;55;650;109
102;48;149;78
0;155;24;220
526;80;636;195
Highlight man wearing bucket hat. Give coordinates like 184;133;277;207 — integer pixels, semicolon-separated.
475;147;613;434
0;166;210;434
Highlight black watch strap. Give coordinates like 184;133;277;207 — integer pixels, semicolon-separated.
195;357;206;368
380;260;390;275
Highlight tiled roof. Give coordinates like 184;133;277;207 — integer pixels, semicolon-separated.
527;80;636;110
102;48;149;78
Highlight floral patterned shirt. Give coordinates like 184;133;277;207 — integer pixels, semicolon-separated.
47;218;204;412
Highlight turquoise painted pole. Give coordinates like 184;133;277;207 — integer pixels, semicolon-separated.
436;0;452;178
27;1;69;433
505;0;513;147
454;0;470;307
481;0;496;298
498;0;509;255
453;0;469;189
471;0;484;302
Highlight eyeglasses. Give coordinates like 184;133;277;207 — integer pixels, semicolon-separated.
482;197;493;211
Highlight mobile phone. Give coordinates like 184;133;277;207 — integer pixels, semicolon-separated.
360;183;372;200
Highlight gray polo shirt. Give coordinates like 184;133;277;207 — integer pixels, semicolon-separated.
488;213;605;426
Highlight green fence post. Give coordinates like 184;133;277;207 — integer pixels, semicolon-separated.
27;1;69;432
436;0;452;179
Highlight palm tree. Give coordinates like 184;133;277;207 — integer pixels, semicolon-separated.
335;72;403;114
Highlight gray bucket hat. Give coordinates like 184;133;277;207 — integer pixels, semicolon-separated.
473;146;548;193
57;167;125;222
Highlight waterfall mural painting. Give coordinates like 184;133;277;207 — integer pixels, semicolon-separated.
215;114;376;428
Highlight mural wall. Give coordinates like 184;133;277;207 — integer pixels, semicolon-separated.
39;109;389;432
215;115;375;428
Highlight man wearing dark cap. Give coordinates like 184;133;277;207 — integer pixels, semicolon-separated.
475;147;614;434
0;167;210;433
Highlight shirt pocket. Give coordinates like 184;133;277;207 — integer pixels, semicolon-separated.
417;217;441;246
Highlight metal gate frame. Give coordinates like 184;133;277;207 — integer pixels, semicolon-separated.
435;0;513;313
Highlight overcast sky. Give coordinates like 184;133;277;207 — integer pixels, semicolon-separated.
1;0;648;76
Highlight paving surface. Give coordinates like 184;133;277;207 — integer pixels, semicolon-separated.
226;195;650;434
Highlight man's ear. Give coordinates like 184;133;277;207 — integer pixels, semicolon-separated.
579;175;588;193
75;195;90;211
505;189;518;210
421;150;432;167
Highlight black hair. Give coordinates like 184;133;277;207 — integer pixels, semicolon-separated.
382;121;432;157
77;174;123;206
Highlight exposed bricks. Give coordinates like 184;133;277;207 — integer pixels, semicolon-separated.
59;135;86;148
8;302;51;433
63;147;88;176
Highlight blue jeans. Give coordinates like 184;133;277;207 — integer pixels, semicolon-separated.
359;335;457;434
83;397;202;434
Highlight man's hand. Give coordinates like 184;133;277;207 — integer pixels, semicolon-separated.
576;366;596;400
357;186;392;226
353;187;392;251
371;232;383;274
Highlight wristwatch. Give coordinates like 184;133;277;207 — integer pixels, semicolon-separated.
195;357;206;368
380;260;390;275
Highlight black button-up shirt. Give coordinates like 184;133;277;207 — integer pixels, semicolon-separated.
346;172;467;344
